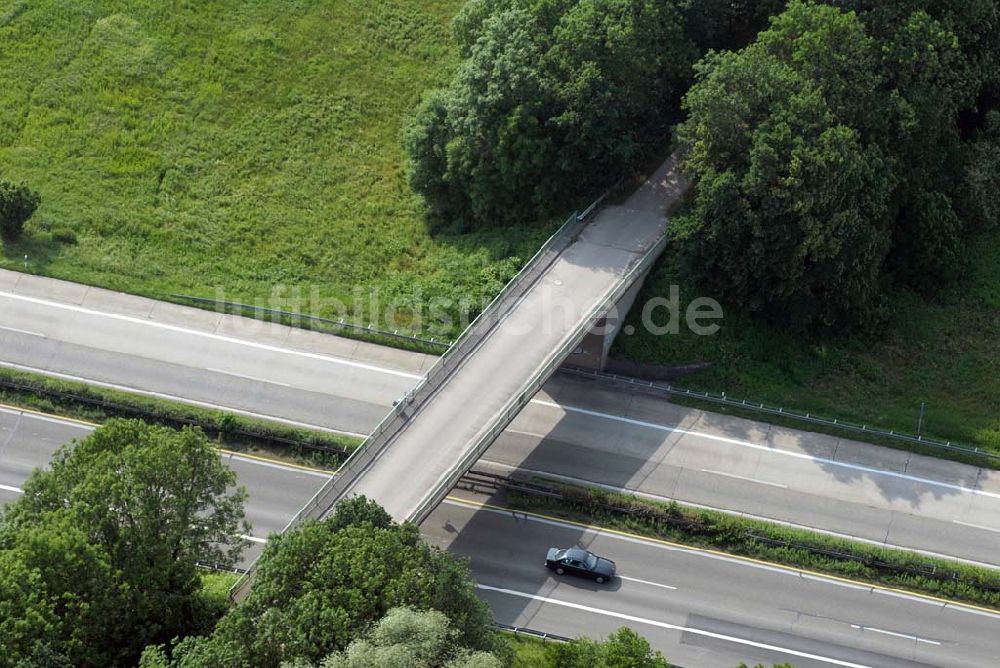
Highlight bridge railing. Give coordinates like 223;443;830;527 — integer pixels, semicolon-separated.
409;233;669;524
283;210;587;519
230;195;613;602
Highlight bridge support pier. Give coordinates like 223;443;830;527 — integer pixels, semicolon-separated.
565;244;665;371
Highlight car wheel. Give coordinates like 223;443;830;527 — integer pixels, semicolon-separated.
595;576;605;584
555;567;564;575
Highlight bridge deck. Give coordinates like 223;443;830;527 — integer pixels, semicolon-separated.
337;155;686;522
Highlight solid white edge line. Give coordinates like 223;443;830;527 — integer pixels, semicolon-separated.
443;497;1000;621
953;520;1000;534
0;405;94;430
223;453;332;479
240;534;267;544
529;399;1000;501
2;294;990;501
3;404;338;479
849;624;941;646
0;483;24;494
0;325;46;338
476;584;874;668
0;361;368;438
0;291;423;380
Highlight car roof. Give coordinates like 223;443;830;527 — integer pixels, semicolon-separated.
563;548;592;561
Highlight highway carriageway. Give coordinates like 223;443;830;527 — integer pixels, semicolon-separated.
4;407;1000;667
2;276;1000;565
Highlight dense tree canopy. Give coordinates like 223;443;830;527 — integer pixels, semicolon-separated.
678;0;787;51
674;2;895;329
406;0;696;227
0;420;247;668
162;497;501;668
676;0;1000;330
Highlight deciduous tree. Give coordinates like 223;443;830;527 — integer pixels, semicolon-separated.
406;0;695;227
283;607;505;668
551;627;671;667
675;1;894;330
168;497;500;668
1;419;247;666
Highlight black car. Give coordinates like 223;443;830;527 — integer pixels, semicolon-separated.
545;547;616;583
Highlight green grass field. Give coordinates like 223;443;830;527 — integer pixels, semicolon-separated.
613;229;1000;451
0;0;550;337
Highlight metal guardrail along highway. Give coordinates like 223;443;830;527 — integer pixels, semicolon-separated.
559;367;999;464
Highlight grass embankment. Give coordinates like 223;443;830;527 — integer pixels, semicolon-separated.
614;229;1000;454
0;366;360;468
505;479;1000;609
0;0;551;339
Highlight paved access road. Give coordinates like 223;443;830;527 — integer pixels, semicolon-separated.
426;497;1000;668
7;408;1000;667
2;269;1000;564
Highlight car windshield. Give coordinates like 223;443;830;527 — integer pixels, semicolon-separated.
584;553;598;569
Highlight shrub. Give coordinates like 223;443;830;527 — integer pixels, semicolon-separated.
50;226;78;245
0;179;40;240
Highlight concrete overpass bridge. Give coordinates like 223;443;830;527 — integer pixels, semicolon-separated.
233;154;687;598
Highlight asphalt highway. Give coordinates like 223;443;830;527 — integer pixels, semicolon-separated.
5;407;999;667
425;497;1000;668
2;271;999;566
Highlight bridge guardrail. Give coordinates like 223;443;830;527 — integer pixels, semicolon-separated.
410;233;669;524
231;191;614;601
283;210;585;523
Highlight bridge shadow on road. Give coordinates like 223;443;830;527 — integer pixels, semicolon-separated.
424;370;995;641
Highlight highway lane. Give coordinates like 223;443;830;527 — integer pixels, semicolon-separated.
426;497;1000;668
0;288;424;436
3;273;1000;565
7;408;1000;666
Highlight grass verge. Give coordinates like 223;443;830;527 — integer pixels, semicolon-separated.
0;366;360;469
196;571;242;622
613;229;1000;454
0;0;551;339
504;478;1000;610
